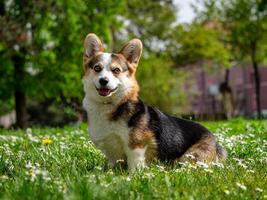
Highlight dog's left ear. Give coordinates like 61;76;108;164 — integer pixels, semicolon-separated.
119;39;143;66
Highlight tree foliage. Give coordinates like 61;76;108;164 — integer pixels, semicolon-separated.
196;0;267;118
1;0;186;127
137;56;189;114
169;23;230;67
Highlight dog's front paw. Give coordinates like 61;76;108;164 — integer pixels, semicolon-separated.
126;148;147;173
128;162;147;174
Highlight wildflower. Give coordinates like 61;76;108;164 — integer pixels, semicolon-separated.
238;163;248;169
94;166;102;171
80;136;86;140
143;172;155;179
247;169;255;173
25;162;50;182
5;159;14;171
223;189;230;195
103;183;111;188
0;175;9;180
185;154;195;160
107;170;114;175
25;162;33;169
255;187;263;192
204;168;213;173
116;159;125;164
26;169;37;182
59;142;68;150
54;180;67;193
188;163;197;169
178;162;186;166
156;165;165;171
41;170;51;181
26;129;39;143
196;161;209;169
211;162;224;168
26;128;32;135
41;138;53;145
236;182;247;190
0;135;22;142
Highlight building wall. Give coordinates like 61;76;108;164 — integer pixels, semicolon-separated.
230;66;267;116
186;65;267;117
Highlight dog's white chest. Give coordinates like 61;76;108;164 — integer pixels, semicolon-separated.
87;104;129;141
84;100;130;163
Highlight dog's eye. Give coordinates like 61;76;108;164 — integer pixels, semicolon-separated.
112;68;121;75
94;65;102;72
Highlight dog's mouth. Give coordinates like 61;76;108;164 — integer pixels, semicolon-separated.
96;87;118;97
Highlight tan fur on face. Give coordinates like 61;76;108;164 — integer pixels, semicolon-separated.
83;52;103;76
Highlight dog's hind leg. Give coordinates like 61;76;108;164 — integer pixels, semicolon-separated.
178;135;221;163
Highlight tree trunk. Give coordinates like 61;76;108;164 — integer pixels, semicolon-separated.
250;42;262;119
13;54;27;128
252;60;262;119
224;68;230;84
15;90;27;128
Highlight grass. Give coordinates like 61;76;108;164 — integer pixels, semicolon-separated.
0;119;266;200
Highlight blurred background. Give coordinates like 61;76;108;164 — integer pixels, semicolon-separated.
0;0;267;129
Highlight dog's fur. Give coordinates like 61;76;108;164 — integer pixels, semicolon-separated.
82;33;227;172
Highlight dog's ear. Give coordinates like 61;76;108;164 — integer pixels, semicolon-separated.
119;39;142;65
84;33;104;59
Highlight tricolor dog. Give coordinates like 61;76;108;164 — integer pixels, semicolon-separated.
82;33;227;172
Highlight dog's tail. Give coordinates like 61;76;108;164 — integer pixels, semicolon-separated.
216;143;227;161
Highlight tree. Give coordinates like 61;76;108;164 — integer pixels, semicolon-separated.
0;0;54;128
0;0;192;127
197;0;267;118
116;0;176;54
223;0;267;118
111;0;189;113
168;23;230;67
0;0;125;128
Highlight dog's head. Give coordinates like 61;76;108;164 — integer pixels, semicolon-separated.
82;33;142;104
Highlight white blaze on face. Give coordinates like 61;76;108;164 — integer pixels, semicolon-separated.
82;51;137;106
93;53;120;90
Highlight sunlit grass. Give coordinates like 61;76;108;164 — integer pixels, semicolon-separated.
0;119;266;200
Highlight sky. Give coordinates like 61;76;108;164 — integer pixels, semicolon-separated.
173;0;200;23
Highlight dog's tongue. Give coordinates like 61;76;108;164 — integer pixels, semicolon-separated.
98;88;111;96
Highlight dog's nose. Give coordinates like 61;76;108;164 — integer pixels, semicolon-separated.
99;77;109;86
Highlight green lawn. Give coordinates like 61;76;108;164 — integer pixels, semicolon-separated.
0;119;266;200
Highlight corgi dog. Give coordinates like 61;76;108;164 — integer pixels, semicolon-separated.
82;33;227;172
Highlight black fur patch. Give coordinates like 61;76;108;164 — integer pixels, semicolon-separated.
111;102;130;121
111;99;145;127
127;100;146;127
147;107;210;161
112;99;213;162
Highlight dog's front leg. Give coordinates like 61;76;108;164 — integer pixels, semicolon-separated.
126;147;147;173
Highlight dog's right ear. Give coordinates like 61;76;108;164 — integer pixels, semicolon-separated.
84;33;104;59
